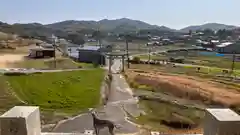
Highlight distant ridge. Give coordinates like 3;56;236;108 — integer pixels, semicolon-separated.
0;18;239;38
46;18;175;33
179;23;238;32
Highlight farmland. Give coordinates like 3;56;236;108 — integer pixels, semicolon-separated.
0;69;105;124
125;64;240;133
138;49;240;70
125;49;240;133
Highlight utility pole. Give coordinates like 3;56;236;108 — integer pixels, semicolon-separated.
231;53;236;74
147;32;151;63
125;35;130;68
96;24;103;66
148;47;151;63
52;34;57;68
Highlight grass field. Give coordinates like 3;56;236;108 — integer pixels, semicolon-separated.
125;63;240;133
135;100;204;133
138;50;240;70
1;69;104;124
128;63;240;79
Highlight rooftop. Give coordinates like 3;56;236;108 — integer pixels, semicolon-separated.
216;42;233;47
30;47;54;51
78;46;101;51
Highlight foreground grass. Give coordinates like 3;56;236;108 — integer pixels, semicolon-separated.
8;57;94;69
135;100;204;133
5;69;104;114
0;76;23;113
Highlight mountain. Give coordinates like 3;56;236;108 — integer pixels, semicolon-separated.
46;18;175;33
0;21;72;43
180;23;238;32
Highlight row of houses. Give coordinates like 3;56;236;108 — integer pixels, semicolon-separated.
196;39;240;54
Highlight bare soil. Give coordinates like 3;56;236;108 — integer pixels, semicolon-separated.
0;54;25;68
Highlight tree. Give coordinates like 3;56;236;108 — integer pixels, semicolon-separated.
92;30;106;45
189;30;192;36
67;33;85;45
203;29;214;36
216;29;233;40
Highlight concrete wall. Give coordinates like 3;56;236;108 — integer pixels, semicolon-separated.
0;106;41;135
204;108;240;135
1;106;240;135
78;50;106;65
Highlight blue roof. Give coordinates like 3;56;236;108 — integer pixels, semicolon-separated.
78;46;100;51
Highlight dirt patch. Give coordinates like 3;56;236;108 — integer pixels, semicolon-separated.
127;70;240;107
0;54;25;68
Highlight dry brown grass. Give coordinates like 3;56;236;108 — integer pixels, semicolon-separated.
126;69;240;107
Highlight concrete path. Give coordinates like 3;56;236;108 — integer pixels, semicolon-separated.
52;59;141;135
0;68;93;73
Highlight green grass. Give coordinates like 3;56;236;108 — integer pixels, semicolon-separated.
139;50;240;70
5;69;104;113
0;76;23;113
183;55;240;70
8;58;94;69
134;100;204;131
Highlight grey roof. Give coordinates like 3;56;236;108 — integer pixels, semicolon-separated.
78;46;100;51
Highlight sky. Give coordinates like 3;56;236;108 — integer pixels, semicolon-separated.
0;0;239;29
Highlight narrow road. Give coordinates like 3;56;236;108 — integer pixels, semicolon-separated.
52;59;141;135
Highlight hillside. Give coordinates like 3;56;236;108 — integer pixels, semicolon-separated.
1;19;239;41
180;23;238;32
46;18;175;33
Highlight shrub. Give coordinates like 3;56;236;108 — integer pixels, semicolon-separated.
169;57;184;63
132;56;141;64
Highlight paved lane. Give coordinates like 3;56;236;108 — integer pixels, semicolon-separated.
52;59;141;135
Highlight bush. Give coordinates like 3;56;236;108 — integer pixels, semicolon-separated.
169;57;184;63
93;62;99;68
132;56;141;64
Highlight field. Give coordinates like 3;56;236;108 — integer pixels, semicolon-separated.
139;50;240;70
0;69;105;124
125;62;240;133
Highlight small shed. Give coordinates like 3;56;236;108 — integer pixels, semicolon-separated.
29;47;55;58
215;42;240;54
77;46;107;65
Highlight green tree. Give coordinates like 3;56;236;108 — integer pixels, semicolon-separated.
67;33;85;45
216;29;233;40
